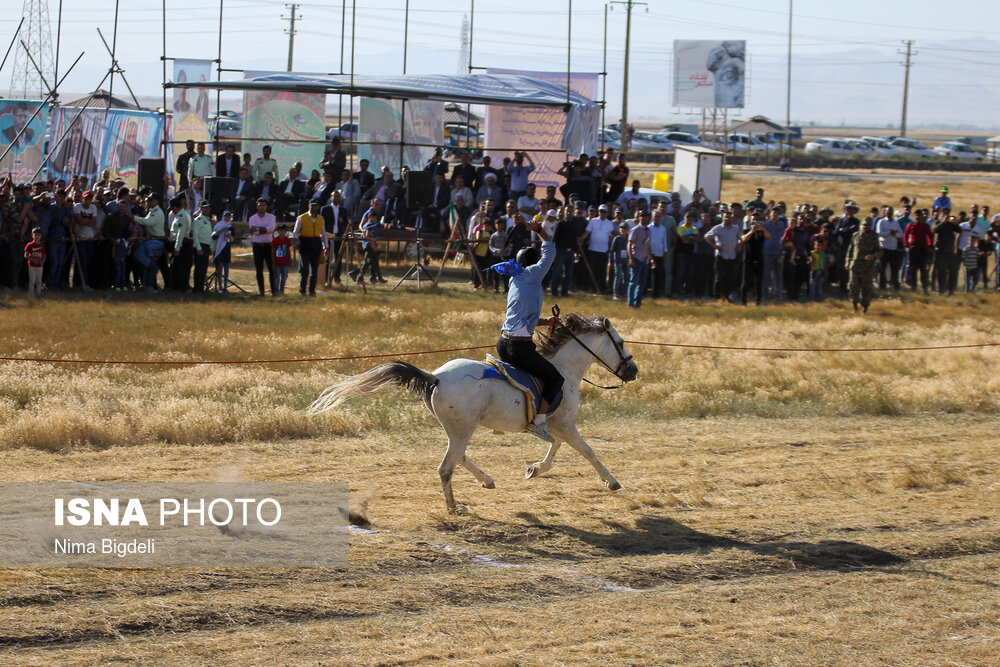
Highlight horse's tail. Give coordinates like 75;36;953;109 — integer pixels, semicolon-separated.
306;361;439;416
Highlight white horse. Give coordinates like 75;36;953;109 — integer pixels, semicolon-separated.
307;313;639;513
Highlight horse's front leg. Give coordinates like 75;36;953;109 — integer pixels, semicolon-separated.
525;441;561;479
553;423;621;491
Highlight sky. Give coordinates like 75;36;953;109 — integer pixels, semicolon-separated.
3;0;1000;129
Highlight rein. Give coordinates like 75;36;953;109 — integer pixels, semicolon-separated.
551;306;631;390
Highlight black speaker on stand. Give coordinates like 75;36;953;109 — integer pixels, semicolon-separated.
405;170;432;208
137;157;166;203
204;176;236;218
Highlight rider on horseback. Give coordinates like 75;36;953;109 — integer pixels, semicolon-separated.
495;218;563;443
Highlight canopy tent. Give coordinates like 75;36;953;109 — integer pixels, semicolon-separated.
729;115;790;136
166;72;601;155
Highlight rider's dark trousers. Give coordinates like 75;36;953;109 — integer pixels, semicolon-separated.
496;336;564;405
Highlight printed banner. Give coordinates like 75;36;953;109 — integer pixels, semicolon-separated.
99;110;165;188
0;100;48;182
242;71;326;180
46;107;106;183
673;40;746;109
172;58;213;144
359;98;443;176
485;69;599;189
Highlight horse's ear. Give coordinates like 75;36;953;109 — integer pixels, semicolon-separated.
602;317;611;330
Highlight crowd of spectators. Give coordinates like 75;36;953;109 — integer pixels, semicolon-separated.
1;137;998;308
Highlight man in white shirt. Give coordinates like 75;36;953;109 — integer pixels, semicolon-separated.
517;183;540;218
580;204;615;293
876;205;904;290
72;190;99;290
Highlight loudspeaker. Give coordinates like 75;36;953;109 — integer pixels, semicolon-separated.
137;157;165;201
204;176;236;216
405;170;432;208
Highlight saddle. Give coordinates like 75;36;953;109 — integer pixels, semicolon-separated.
482;354;564;424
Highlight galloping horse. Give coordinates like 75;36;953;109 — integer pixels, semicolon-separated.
307;313;639;513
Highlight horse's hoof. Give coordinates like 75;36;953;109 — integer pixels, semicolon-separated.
606;480;622;491
483;479;496;489
525;465;540;480
448;503;469;515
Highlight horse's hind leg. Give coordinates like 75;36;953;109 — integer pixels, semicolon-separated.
554;424;621;491
438;424;475;513
526;441;562;479
462;455;495;489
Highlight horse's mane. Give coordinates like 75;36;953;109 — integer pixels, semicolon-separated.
535;312;606;357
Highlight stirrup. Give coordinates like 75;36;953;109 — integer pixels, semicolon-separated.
525;422;555;443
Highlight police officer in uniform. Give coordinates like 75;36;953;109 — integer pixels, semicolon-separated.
253;145;278;183
186;142;213;186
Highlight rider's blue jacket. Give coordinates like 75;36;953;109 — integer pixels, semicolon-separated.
501;241;555;336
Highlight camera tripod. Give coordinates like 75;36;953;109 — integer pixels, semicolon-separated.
393;210;437;290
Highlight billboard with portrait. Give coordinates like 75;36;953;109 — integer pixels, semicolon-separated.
673;40;746;109
0;100;48;182
242;71;326;180
172;58;213;144
47;108;106;183
358;98;443;175
99;110;165;187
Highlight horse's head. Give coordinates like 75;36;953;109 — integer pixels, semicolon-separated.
596;317;639;383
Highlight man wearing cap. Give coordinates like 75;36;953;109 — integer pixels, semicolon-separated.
832;201;860;295
129;192;166;291
847;219;882;312
933;212;962;295
253;145;278;183
187;142;213;186
172;195;200;291
190;200;214;293
293;199;327;295
933;187;952;215
580;204;615;293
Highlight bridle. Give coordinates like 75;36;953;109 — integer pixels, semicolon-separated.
551;306;633;390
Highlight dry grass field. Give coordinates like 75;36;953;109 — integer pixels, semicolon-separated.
1;173;999;665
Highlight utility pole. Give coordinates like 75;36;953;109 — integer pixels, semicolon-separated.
283;3;299;72
786;0;792;130
898;40;916;138
610;0;646;151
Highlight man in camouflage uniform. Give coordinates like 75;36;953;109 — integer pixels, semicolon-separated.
847;218;883;313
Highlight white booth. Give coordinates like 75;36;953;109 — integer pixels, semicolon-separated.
673;146;724;205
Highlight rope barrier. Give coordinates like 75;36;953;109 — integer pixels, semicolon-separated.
0;340;997;366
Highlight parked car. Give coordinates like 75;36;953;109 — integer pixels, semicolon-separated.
597;128;621;150
933;142;984;161
727;133;768;153
751;133;792;152
860;136;901;156
660;131;701;146
637;187;672;209
804;138;855;155
888;138;936;158
633;131;675;151
845;139;874;155
210;109;242;123
700;132;735;151
327;122;359;142
211;118;242;140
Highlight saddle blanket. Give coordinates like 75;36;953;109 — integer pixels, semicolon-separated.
482;354;564;424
